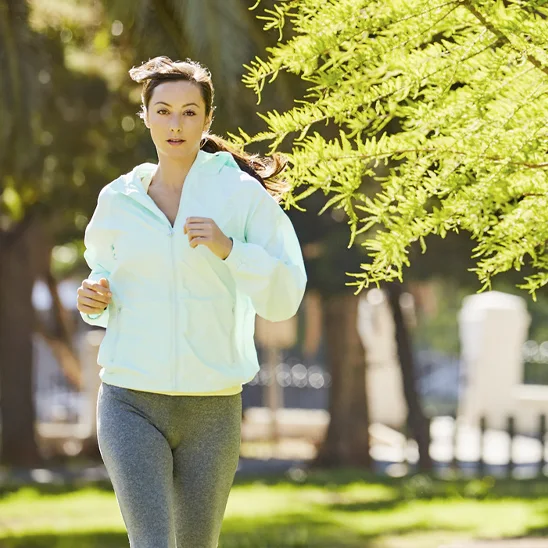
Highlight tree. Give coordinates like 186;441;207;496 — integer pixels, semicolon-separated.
241;0;548;296
237;0;548;468
385;282;433;471
0;0;55;466
0;0;142;465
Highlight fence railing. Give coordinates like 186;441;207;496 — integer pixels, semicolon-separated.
243;362;331;410
523;340;548;385
399;414;548;479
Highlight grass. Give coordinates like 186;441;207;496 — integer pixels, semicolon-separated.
0;469;548;547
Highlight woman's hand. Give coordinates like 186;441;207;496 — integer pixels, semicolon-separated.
77;277;112;315
184;217;233;260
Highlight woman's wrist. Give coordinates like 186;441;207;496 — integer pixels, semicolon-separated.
222;237;234;260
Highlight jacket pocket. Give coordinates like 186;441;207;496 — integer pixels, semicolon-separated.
183;296;235;367
109;302;172;377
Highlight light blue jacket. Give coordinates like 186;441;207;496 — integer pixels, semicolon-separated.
80;150;307;393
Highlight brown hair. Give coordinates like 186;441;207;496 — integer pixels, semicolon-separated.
128;56;289;200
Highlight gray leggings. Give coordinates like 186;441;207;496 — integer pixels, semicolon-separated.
97;381;242;548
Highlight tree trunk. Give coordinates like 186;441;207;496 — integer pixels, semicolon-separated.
313;292;371;469
0;219;42;467
385;282;433;472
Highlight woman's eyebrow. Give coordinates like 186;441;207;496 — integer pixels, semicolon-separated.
153;101;199;107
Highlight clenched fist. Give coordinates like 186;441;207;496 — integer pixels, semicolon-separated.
184;217;233;260
77;277;112;315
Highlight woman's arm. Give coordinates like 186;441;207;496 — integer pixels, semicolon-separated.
223;183;307;321
80;187;115;328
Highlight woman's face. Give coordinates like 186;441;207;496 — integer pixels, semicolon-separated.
144;80;211;160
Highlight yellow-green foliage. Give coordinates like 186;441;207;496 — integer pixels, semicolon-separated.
240;0;548;297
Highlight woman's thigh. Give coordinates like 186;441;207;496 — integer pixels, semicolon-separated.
170;394;242;548
97;382;176;548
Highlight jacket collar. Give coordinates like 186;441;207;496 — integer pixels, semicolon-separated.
108;150;240;227
114;150;239;197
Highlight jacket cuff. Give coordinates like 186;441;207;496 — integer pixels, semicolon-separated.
223;237;246;272
80;305;108;326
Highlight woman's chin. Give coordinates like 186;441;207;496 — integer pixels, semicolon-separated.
157;142;199;159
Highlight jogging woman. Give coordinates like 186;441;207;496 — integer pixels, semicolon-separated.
76;56;306;548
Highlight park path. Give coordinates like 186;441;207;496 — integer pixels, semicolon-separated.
443;541;547;547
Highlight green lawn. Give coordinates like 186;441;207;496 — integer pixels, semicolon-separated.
0;469;547;547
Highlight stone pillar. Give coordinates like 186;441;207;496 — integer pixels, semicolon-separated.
357;289;407;428
458;291;530;430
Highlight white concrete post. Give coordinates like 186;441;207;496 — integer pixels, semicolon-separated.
458;291;530;431
357;289;407;428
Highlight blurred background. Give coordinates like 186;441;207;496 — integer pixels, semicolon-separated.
2;1;548;547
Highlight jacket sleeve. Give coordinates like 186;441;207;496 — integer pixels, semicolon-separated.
223;184;307;321
80;187;114;328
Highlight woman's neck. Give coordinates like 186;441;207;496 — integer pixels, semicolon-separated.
153;149;200;191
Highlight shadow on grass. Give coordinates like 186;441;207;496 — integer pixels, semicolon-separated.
233;466;548;500
524;505;548;537
0;515;466;548
3;466;548;503
0;481;114;499
220;513;468;548
0;532;127;548
221;516;369;548
526;526;548;536
327;498;402;513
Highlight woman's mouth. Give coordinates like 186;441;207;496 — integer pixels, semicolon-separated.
167;139;185;146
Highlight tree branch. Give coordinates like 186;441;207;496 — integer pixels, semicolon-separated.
295;148;548;170
461;0;548;77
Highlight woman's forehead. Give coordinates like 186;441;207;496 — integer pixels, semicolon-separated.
150;80;204;107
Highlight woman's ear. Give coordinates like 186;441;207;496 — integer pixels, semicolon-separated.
142;108;150;129
204;114;212;133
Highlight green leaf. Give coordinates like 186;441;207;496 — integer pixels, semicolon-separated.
1;186;24;222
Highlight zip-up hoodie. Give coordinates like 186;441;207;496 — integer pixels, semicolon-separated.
80;150;307;393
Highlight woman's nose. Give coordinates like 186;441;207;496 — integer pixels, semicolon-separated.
170;115;184;132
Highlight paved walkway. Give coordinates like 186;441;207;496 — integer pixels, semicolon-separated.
442;541;547;547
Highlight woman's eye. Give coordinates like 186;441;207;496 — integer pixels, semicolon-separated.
156;109;195;116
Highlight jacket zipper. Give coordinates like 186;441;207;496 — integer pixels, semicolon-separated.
169;227;177;390
230;304;236;364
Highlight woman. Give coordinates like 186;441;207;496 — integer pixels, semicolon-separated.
76;56;307;548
